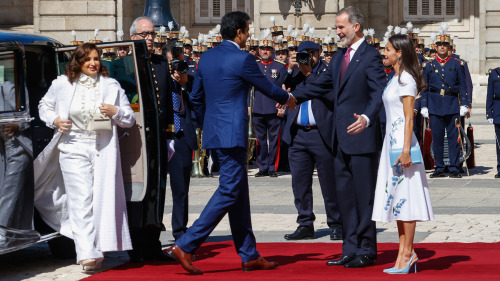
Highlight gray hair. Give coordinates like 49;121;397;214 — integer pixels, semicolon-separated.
130;16;153;35
338;6;364;31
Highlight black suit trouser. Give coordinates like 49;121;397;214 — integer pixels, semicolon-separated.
289;127;341;229
333;138;377;259
253;114;281;172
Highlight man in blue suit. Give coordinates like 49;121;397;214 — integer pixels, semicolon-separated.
167;11;296;275
291;6;384;268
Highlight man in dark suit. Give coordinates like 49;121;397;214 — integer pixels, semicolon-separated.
292;6;385;268
253;39;288;177
126;16;175;263
167;11;296;275
163;41;197;241
282;41;342;241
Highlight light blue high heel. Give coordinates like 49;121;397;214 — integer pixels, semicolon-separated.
385;252;418;274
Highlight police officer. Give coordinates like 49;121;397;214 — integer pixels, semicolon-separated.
486;67;500;178
253;39;288;177
420;33;470;178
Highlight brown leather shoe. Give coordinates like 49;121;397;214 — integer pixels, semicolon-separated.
167;244;203;275
242;256;279;272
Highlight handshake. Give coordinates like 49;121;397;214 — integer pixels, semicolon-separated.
277;87;297;111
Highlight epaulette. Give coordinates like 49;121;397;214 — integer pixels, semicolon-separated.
256;59;261;62
488;67;499;74
452;57;465;66
275;60;286;65
422;60;430;68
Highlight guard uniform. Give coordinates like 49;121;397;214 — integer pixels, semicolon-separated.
486;67;500;178
421;40;470;177
253;42;289;176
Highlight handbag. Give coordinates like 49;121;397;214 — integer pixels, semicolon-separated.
389;145;423;167
88;107;112;131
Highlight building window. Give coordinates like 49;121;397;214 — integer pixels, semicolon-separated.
404;0;460;22
195;0;250;24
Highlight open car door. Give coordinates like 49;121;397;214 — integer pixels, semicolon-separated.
0;41;40;254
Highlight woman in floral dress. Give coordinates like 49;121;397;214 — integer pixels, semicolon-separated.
372;34;434;274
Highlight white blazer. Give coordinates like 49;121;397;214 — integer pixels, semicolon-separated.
35;75;135;252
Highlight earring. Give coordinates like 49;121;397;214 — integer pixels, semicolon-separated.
397;57;401;64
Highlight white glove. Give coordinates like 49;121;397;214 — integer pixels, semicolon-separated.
167;139;175;162
420;107;429;119
488;118;494;125
460;106;468;117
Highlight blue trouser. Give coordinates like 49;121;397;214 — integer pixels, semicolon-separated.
430;113;460;173
288;126;340;229
253;114;281;172
175;147;260;262
496;124;500;173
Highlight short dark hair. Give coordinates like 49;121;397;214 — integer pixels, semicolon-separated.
220;11;250;41
338;6;365;31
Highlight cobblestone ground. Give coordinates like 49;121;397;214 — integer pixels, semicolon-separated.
1;105;499;280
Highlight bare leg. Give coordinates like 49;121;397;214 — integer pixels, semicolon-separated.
396;221;417;269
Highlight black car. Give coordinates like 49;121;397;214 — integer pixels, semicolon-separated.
0;32;167;258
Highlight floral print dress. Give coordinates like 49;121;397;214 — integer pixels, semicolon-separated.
372;71;434;222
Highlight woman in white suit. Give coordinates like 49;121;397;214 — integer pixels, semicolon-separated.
35;43;135;271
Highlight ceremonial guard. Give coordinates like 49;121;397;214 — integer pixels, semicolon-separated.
420;24;470;178
188;43;206;77
253;39;288;177
322;41;338;66
486;67;500;178
183;38;193;63
153;26;167;56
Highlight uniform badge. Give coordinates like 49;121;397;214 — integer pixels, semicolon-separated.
271;69;277;78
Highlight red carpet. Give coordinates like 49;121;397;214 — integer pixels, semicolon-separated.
85;242;500;280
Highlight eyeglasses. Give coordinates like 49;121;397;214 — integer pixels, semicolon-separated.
134;31;156;39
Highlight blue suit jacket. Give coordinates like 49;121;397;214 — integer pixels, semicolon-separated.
190;40;289;149
486;68;500;124
292;39;385;155
421;58;470;116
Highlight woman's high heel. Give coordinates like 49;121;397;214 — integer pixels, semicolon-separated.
385;252;418;274
79;258;101;272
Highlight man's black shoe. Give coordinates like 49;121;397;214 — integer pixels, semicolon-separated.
269;171;279;177
254;171;268;177
343;254;375;268
495;173;500;178
449;171;462;178
326;255;354;266
284;226;314;240
329;224;342;241
430;171;446;178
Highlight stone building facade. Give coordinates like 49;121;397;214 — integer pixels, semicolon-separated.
0;0;494;101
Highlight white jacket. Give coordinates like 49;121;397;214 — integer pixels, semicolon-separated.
34;75;134;252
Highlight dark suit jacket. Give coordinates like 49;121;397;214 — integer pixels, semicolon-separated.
189;40;289;150
172;76;197;150
292;39;385;155
282;60;334;151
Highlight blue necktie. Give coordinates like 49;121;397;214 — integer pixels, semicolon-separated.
300;101;309;126
172;91;181;133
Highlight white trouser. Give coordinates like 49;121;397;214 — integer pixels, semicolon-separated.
58;131;103;263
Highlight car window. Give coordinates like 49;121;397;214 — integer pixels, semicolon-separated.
0;51;19;113
55;43;140;111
